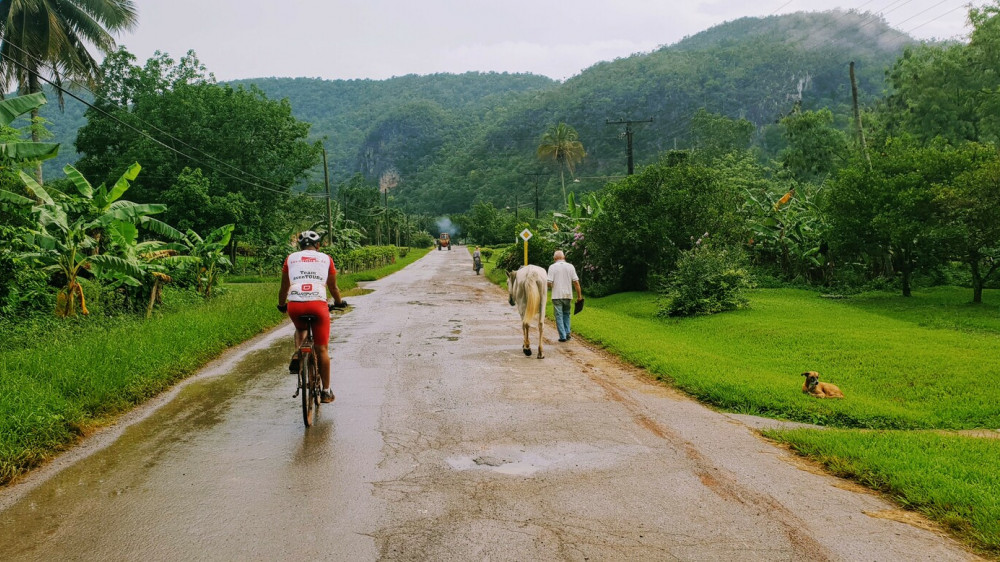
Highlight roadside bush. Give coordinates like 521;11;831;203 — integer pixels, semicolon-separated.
410;232;435;248
322;245;397;274
586;156;745;293
658;239;753;316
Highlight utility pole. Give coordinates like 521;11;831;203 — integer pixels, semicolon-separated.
322;146;333;240
606;117;653;175
849;61;872;171
522;171;546;218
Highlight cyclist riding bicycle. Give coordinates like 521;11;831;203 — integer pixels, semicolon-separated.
277;231;345;404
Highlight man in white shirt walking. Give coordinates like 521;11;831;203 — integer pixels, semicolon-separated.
547;250;583;342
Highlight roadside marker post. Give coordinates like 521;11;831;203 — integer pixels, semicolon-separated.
520;229;532;266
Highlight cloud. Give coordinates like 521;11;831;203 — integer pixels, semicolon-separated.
117;0;980;82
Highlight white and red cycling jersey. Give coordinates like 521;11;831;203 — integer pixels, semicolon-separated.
283;250;337;302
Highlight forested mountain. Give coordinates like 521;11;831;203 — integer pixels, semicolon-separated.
34;10;917;215
229;73;557;186
404;9;915;214
240;10;917;214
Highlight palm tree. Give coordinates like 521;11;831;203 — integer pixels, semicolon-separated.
537;122;586;206
0;0;138;180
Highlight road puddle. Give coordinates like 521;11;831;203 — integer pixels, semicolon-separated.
446;442;646;476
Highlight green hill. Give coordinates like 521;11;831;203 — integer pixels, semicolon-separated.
34;10;918;215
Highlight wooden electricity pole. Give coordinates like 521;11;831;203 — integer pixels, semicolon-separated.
849;62;872;170
522;171;546;218
606;117;653;175
322;146;333;240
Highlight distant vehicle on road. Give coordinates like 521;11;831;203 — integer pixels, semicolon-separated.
437;233;451;251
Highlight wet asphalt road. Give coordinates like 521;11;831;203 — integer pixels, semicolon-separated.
0;247;980;561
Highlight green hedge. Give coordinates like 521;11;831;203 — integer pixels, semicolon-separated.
321;245;397;274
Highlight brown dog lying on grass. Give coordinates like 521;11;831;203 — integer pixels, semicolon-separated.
802;371;844;398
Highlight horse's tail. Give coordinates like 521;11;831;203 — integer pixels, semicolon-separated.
524;278;540;325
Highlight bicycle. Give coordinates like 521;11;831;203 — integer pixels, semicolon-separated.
293;314;321;426
288;301;348;427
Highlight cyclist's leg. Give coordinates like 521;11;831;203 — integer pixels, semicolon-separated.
311;305;333;394
293;327;309;347
317;344;331;388
287;302;317;373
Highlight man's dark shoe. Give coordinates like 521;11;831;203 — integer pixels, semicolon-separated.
320;389;336;403
288;356;299;373
558;338;566;342
565;335;572;341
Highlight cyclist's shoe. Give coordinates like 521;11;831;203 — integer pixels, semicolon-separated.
320;389;336;403
288;355;299;374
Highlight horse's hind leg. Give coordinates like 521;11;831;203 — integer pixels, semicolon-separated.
523;324;532;356
537;318;544;359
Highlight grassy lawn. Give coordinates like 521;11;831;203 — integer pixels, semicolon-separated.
572;287;1000;430
764;428;1000;556
0;247;429;486
563;285;1000;555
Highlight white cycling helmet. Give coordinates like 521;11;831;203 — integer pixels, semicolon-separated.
297;230;321;249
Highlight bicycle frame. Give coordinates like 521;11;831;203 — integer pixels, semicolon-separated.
294;316;322;427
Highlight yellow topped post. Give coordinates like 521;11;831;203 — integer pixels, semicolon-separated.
519;229;533;266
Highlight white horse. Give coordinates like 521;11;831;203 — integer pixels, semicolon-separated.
507;265;547;358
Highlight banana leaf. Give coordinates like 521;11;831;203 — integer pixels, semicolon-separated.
0;92;47;126
62;164;94;199
0;142;60;162
89;254;143;279
0;189;33;206
18;171;55;205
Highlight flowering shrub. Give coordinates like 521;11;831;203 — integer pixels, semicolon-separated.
657;235;753;317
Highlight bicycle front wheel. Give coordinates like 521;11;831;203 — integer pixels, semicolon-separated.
300;352;314;427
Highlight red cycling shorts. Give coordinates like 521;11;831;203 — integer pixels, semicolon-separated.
287;300;331;346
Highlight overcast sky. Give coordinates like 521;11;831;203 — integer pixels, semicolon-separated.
117;0;983;82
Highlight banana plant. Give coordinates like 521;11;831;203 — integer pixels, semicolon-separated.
101;220;197;317
0;92;60;163
182;224;234;298
549;191;603;245
744;183;830;282
5;162;179;316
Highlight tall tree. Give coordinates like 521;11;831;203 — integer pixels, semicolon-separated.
537;122;585;206
75;49;318;246
0;0;137;180
826;139;972;297
934;147;1000;303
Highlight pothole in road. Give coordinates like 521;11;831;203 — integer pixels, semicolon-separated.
447;442;645;476
473;456;510;467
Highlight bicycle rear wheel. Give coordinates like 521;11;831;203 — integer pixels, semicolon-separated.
300;351;314;427
311;352;321;410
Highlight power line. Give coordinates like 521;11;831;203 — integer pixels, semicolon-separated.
0;38;321;199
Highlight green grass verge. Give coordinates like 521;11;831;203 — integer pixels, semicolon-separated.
764;428;1000;556
0;247;429;486
571;287;1000;430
